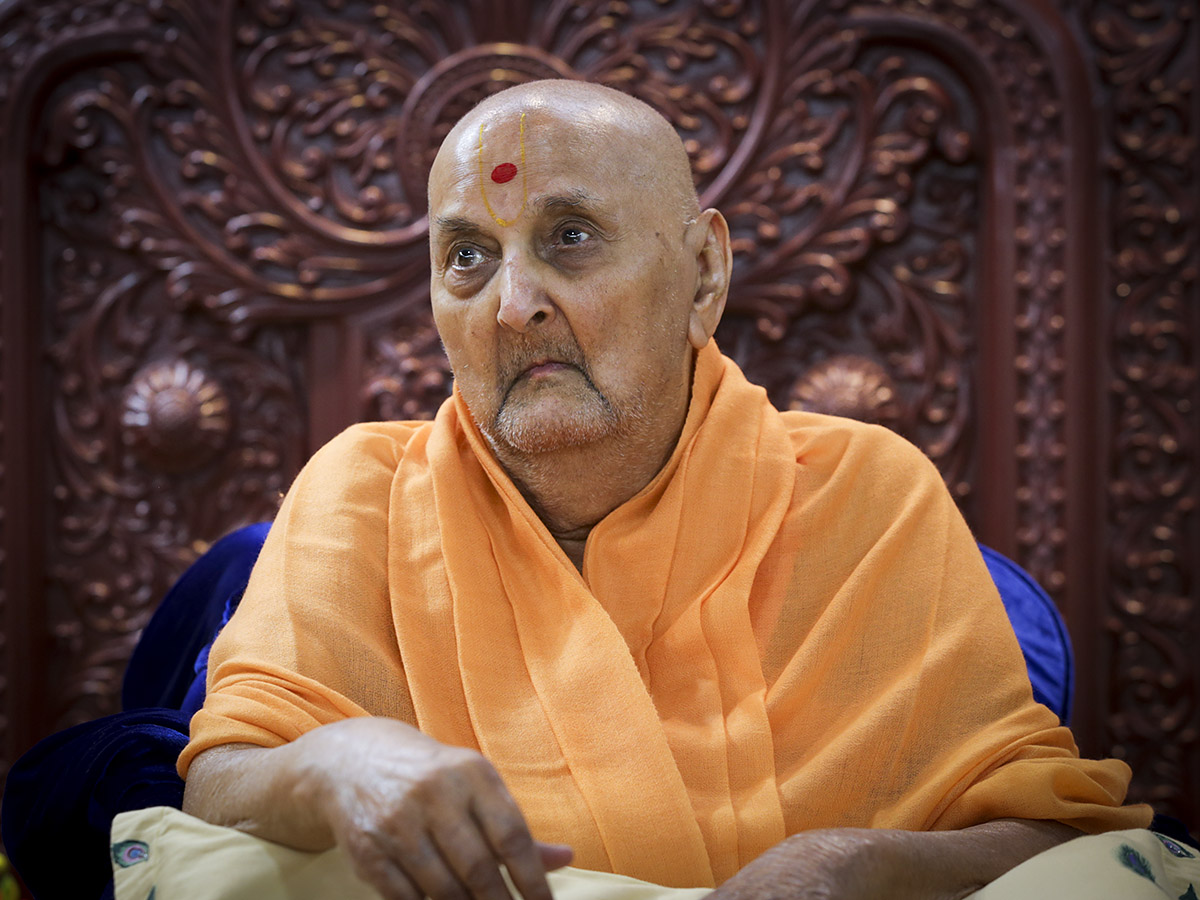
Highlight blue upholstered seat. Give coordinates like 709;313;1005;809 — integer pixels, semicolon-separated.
979;545;1074;725
122;522;273;718
2;524;270;900
0;528;1086;899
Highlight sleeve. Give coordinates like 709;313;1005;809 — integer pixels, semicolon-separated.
762;416;1152;835
177;423;419;777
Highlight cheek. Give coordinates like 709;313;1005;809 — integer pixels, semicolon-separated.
434;301;484;370
432;303;504;427
583;298;689;387
617;271;693;347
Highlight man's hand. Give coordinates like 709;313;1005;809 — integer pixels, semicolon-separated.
706;820;1080;900
183;717;573;900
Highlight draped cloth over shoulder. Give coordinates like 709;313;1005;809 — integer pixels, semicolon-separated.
182;342;1151;889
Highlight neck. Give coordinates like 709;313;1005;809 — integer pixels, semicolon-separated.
491;408;688;572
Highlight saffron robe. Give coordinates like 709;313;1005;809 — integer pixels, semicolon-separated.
181;342;1151;888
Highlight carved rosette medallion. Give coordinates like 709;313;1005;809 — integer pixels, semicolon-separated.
122;359;232;472
789;356;904;428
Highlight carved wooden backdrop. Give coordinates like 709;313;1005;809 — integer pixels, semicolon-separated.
0;0;1195;826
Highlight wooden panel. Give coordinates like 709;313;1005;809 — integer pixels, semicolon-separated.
0;0;1194;826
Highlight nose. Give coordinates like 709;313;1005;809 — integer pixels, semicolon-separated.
496;254;555;332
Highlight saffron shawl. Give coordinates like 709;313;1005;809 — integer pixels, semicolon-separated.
183;342;1149;888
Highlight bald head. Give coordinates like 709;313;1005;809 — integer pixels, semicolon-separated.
425;77;732;473
430;80;700;225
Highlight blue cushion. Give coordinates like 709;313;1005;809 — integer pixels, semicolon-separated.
4;524;270;900
1;709;190;900
122;522;271;712
979;545;1074;723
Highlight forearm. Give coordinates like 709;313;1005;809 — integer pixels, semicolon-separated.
710;819;1081;900
182;734;345;851
183;717;454;851
862;818;1081;899
183;716;570;900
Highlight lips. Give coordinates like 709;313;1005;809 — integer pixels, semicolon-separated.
521;359;573;378
498;343;587;398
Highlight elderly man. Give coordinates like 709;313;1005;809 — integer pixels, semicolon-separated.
179;80;1150;900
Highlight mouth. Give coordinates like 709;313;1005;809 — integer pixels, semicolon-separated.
520;358;575;379
500;356;583;406
498;341;592;406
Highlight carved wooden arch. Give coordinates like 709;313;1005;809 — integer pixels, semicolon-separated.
0;0;1194;827
828;1;1116;773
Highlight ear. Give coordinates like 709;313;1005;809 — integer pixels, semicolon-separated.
687;208;732;350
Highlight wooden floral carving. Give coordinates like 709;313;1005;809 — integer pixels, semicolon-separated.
0;0;1195;823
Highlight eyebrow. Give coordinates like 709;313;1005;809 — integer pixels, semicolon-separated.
430;190;607;240
431;215;481;238
535;190;603;216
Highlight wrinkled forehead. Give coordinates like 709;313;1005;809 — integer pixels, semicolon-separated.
428;101;657;215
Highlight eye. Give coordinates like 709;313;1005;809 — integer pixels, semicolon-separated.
451;245;485;268
559;225;590;246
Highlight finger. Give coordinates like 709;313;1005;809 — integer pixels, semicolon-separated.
345;837;425;900
470;792;554;900
536;841;574;872
430;815;518;900
391;830;473;900
375;861;426;900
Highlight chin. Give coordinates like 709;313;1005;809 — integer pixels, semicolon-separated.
490;395;620;455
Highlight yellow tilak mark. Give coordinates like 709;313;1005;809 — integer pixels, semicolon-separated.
478;112;528;227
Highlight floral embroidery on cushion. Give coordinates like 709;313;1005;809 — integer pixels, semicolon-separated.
1116;844;1156;882
1156;833;1198;859
112;839;150;868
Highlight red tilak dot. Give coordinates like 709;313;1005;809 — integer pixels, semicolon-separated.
491;163;518;184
